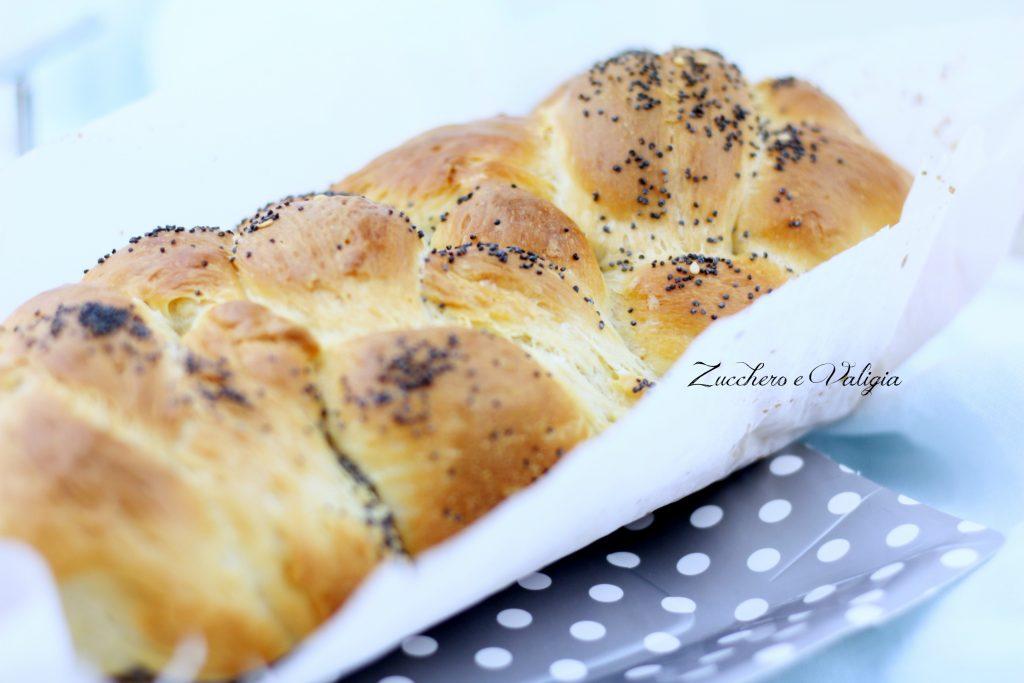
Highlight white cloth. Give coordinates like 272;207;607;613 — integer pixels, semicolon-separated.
0;543;98;683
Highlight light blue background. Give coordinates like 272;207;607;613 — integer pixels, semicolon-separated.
784;261;1024;682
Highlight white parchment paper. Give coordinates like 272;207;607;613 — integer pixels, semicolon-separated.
268;26;1024;683
1;15;1023;683
271;130;1023;683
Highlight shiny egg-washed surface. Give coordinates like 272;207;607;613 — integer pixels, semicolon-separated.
0;48;909;679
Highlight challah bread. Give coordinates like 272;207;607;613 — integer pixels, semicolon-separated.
0;48;910;679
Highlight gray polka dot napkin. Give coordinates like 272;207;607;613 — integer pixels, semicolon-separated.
343;444;1003;683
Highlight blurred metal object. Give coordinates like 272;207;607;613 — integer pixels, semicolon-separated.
0;15;100;156
14;76;32;155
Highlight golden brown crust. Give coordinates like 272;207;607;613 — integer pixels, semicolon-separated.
4;284;186;436
0;285;384;678
334;117;548;233
753;77;861;137
0;392;287;675
83;228;243;334
232;192;428;335
734;123;911;271
337;116;543;199
536;49;758;263
181;301;389;627
613;255;790;374
0;47;911;680
421;242;649;427
432;182;605;298
323;327;588;553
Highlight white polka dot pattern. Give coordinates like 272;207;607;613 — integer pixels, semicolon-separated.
516;572;551;591
850;589;885;605
474;647;512;670
549;658;587;681
718;629;752;645
734;598;769;622
769;454;804;476
827;491;862;515
661;596;696;614
803;584;836;603
643;631;681;654
352;445;1002;683
624;664;662;679
606;551;640;568
400;635;437;657
886;523;920;548
747;548;781;573
754;642;796;665
759;499;792;523
816;538;850;563
871;562;905;581
676;552;711;576
625;513;654;530
940;547;979;568
569;620;605;641
690;505;724;529
588;583;623;602
845;603;885;626
496;608;532;629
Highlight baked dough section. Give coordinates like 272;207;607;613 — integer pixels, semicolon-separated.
0;48;909;679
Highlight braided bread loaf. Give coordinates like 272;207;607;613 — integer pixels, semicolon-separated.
0;48;909;679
